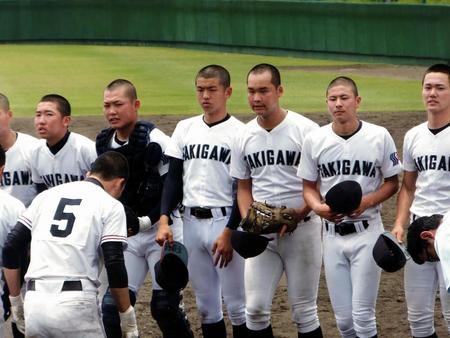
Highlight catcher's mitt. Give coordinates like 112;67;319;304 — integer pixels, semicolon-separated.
240;201;298;235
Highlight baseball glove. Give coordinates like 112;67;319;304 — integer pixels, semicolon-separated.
239;201;298;235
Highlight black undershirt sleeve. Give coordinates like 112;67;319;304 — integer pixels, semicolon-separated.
160;157;184;218
226;179;242;230
101;241;128;289
3;222;31;269
35;183;47;194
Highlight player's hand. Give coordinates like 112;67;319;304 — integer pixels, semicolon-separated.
349;196;372;218
119;306;139;338
314;203;343;224
9;295;25;334
391;224;405;244
156;215;173;246
124;206;140;237
212;228;233;268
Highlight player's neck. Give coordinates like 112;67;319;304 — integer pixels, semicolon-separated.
257;108;287;130
332;118;360;136
203;110;228;125
427;109;450;129
0;129;17;150
116;123;136;141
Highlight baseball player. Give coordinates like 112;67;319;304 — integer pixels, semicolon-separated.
31;94;97;191
0;93;38;338
299;76;402;338
96;79;192;338
0;146;26;338
2;151;139;338
0;93;39;207
230;63;323;338
392;64;450;338
156;65;247;338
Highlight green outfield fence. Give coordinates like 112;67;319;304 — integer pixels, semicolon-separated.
0;0;448;64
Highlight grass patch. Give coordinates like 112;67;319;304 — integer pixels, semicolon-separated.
0;44;423;117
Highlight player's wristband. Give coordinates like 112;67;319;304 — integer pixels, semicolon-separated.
138;216;152;232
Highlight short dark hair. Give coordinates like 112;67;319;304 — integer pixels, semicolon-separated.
0;146;5;166
0;93;10;111
326;76;359;97
90;151;129;182
105;79;137;101
247;63;281;87
40;94;71;117
196;65;231;88
407;214;443;265
422;64;450;84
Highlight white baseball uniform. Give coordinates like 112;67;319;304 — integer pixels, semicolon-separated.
231;111;322;333
165;114;246;326
402;122;450;337
31;132;97;188
298;120;402;338
1;132;39;206
18;179;126;338
0;190;25;338
434;212;450;292
107;128;183;294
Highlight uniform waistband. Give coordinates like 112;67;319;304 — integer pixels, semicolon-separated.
26;279;96;293
186;206;229;219
325;220;369;236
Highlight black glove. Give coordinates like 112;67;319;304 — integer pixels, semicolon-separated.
144;142;163;166
124;205;140;237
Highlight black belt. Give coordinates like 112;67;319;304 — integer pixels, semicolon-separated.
190;207;227;219
27;280;83;292
325;220;369;236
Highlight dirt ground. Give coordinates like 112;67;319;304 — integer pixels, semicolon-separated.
10;109;447;338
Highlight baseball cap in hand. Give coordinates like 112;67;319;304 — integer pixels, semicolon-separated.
325;180;362;214
231;230;270;259
154;241;189;291
372;231;410;272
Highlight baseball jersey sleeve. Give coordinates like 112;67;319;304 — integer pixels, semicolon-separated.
165;122;185;160
230;129;250;180
402;129;417;172
297;133;319;182
101;201;127;245
435;215;450;292
380;128;403;178
149;128;171;176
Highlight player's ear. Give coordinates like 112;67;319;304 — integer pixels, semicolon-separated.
134;99;141;111
225;86;232;99
277;85;284;98
420;230;435;240
62;115;71;128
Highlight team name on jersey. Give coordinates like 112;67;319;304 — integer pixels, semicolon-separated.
182;144;231;164
318;160;376;178
244;150;301;170
42;173;85;187
1;171;33;186
414;155;450;172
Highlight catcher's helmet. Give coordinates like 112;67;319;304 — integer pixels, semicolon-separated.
372;231;410;272
154;240;189;291
325;180;362;214
231;230;270;259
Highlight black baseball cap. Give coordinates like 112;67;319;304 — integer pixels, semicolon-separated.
154;241;189;291
231;230;270;259
325;180;362;214
372;231;410;272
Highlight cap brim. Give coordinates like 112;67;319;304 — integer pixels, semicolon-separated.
231;230;269;259
372;231;409;273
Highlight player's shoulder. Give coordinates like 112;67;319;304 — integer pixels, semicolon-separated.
17;132;39;144
175;114;204;129
404;121;428;138
0;190;25;215
286;110;318;127
69;131;95;144
227;114;245;127
149;126;170;145
360;120;393;136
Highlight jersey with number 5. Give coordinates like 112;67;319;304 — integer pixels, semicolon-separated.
19;180;127;286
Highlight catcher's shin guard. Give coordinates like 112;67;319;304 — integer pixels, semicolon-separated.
102;288;136;338
150;290;193;338
201;319;226;338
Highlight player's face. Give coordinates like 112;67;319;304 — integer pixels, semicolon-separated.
326;85;361;124
196;77;231;116
103;87;140;132
247;71;283;118
422;72;450;115
35;101;70;146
